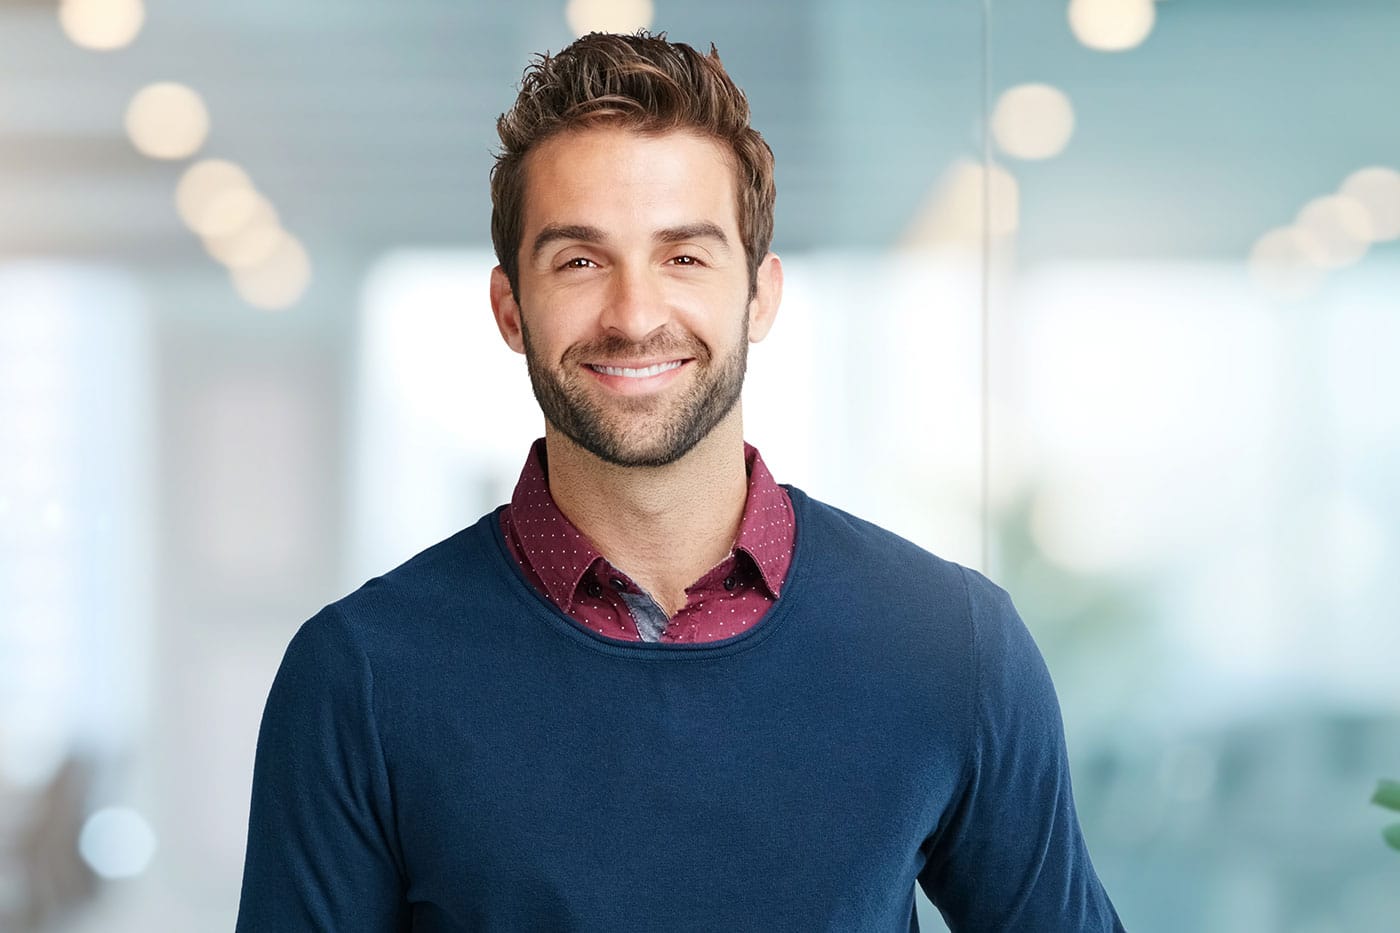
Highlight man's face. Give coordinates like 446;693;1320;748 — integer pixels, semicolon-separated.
490;126;778;468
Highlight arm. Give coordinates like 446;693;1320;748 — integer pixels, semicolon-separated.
235;607;409;932
918;569;1124;932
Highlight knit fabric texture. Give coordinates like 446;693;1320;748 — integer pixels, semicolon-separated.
236;486;1124;932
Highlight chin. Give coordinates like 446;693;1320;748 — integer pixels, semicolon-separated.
569;429;701;469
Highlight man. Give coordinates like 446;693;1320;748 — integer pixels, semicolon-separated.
236;32;1124;932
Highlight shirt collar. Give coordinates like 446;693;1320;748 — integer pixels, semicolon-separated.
507;438;792;611
506;439;603;614
729;444;792;599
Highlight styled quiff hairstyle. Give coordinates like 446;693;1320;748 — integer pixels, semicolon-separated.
490;32;776;298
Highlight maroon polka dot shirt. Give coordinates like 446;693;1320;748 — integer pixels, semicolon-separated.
499;439;795;644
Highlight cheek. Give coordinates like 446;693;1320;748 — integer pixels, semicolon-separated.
665;271;746;310
523;287;591;332
677;284;749;335
532;279;607;324
524;325;588;371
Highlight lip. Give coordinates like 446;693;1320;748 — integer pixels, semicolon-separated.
582;358;692;395
585;357;689;372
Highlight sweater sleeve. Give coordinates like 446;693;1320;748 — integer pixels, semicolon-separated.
235;606;410;933
917;568;1125;932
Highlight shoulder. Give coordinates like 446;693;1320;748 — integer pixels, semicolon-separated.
787;484;979;600
786;484;1039;670
312;512;505;657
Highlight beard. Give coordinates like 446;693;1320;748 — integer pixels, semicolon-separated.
520;314;749;468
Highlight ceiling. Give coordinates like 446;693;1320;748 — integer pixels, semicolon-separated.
2;1;1397;289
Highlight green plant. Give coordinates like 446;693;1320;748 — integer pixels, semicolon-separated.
1374;779;1400;851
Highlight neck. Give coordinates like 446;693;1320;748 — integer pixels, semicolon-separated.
543;408;749;616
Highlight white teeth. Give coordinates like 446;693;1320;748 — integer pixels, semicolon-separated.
591;360;684;378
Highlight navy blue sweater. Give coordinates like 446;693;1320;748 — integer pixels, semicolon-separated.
236;487;1123;931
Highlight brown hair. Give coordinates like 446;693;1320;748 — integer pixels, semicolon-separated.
490;32;775;298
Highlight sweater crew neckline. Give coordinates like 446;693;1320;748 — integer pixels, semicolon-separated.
481;484;811;660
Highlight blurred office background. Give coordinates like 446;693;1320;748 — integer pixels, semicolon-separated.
2;0;1398;929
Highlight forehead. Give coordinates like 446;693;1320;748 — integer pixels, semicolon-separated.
519;126;739;236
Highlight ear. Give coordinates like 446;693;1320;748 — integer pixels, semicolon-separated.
489;265;526;354
746;252;783;344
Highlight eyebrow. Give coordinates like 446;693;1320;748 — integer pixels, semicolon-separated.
654;222;730;250
531;224;606;259
530;221;731;259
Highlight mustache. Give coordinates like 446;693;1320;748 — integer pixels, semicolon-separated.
563;330;708;364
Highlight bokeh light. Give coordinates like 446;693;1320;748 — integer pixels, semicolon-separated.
124;82;210;160
231;235;312;310
193;186;266;241
902;160;1020;247
205;211;287;270
1295;194;1372;269
1248;226;1325;300
77;807;158;879
564;0;653;38
1339;166;1400;242
992;83;1076;160
950;161;1020;239
57;0;145;51
1067;0;1156;52
175;159;255;236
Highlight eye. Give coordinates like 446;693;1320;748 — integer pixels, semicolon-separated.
669;255;701;267
559;256;598;270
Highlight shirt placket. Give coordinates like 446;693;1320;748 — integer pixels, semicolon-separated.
583;564;669;643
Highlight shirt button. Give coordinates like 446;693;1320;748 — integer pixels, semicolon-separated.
611;577;628;591
723;575;736;591
586;580;602;599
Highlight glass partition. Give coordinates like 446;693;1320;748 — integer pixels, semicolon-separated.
986;1;1400;930
1;2;1397;930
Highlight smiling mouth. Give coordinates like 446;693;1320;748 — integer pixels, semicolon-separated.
585;360;687;379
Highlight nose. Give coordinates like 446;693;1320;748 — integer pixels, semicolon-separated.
598;263;670;343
